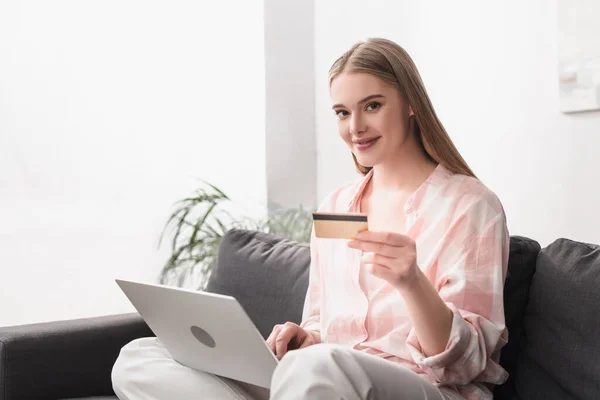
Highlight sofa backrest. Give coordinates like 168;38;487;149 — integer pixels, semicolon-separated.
206;229;310;339
514;239;600;400
494;236;541;399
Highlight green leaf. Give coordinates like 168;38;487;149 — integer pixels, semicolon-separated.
159;180;313;288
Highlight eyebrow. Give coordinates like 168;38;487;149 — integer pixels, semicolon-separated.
332;94;385;109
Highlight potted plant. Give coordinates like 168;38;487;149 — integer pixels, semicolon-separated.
159;181;313;289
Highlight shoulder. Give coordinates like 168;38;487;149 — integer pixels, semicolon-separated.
439;171;506;227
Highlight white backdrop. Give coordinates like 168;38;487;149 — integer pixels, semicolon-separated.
0;1;267;326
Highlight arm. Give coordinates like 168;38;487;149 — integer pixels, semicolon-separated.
350;226;454;356
350;200;510;385
405;213;510;385
398;270;453;357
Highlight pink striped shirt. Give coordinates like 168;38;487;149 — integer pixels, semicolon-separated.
300;164;509;399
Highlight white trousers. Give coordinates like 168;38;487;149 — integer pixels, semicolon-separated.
112;337;463;400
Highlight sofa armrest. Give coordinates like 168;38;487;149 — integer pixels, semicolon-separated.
0;313;153;400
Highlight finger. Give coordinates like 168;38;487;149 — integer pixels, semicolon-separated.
266;327;276;348
366;263;395;282
361;252;395;268
296;334;312;349
267;325;282;353
347;240;402;257
288;330;305;349
354;231;413;246
275;326;297;359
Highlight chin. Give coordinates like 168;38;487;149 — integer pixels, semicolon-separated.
353;147;384;168
354;156;376;169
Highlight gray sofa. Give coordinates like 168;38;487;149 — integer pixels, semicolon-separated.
1;229;599;400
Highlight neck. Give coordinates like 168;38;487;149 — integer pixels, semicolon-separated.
370;135;437;194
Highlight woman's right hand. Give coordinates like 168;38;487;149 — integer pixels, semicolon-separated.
266;322;319;360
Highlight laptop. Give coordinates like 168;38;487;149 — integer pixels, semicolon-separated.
115;279;279;388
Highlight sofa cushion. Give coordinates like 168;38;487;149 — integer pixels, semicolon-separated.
494;236;541;400
515;238;600;400
205;229;310;340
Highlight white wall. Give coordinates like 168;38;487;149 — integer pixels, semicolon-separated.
0;1;266;327
314;0;600;247
264;0;316;211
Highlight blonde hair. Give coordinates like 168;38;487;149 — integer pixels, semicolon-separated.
329;38;476;178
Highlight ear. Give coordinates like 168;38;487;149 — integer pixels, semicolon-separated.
408;105;414;117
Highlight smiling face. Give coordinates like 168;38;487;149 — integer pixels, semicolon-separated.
330;72;414;169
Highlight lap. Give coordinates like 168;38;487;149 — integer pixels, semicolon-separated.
112;337;269;400
342;347;462;400
277;343;462;400
113;339;460;400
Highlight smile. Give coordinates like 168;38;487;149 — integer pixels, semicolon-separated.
353;137;380;150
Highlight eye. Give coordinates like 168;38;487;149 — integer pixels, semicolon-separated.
365;102;381;111
334;109;349;118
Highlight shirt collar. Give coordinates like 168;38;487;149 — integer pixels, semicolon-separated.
345;164;452;214
346;169;374;212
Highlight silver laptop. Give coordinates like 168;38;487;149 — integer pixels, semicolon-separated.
115;279;279;388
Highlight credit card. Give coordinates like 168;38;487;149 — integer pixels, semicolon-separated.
312;212;368;239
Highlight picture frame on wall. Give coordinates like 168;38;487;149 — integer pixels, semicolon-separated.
557;0;600;113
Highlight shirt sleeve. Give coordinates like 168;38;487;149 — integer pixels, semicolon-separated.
299;225;322;335
405;204;510;386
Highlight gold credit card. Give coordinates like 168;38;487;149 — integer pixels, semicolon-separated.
312;212;368;239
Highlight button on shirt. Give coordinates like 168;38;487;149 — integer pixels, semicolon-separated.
300;164;510;400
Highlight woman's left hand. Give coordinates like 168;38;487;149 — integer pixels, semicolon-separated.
347;231;419;290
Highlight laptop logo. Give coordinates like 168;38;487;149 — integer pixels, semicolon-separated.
190;325;216;348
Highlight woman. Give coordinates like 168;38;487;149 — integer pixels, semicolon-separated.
112;38;509;400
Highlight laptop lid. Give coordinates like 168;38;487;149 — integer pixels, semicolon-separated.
115;279;278;388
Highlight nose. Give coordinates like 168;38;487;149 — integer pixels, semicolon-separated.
349;113;367;136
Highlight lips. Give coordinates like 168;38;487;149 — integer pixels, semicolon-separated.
352;136;381;151
352;136;379;144
352;137;379;145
